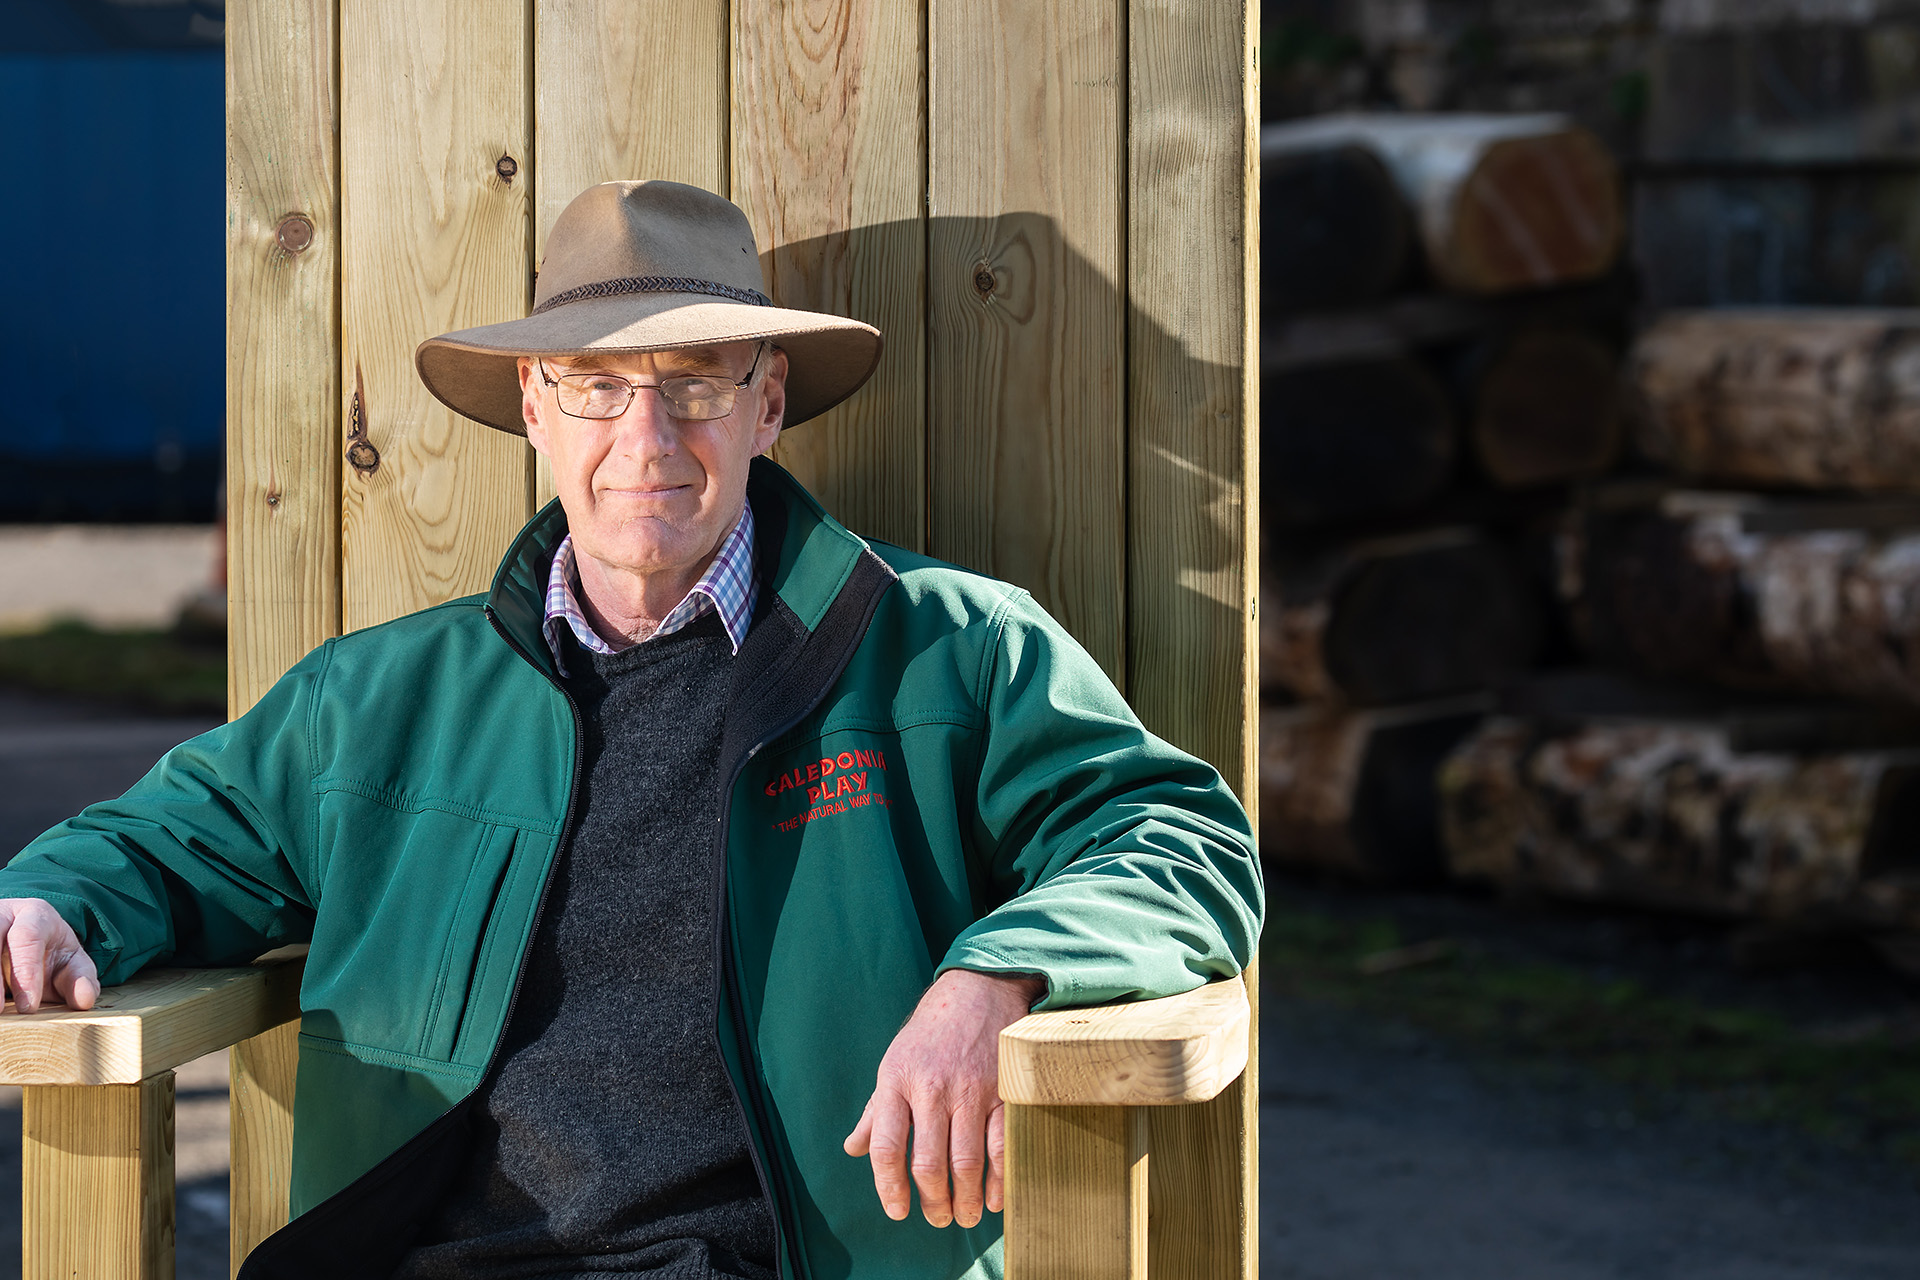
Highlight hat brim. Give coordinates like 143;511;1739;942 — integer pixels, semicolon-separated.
415;292;884;435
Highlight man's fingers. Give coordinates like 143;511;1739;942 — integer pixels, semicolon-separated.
865;1087;915;1222
6;914;51;1014
948;1095;990;1229
47;947;99;1012
908;1092;955;1228
843;1097;876;1156
984;1101;1007;1215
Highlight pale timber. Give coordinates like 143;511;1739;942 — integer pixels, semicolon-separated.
23;1073;174;1280
1128;0;1259;789
0;963;302;1087
230;1020;300;1277
1003;1104;1147;1280
338;0;535;631
737;0;928;552
929;0;1127;683
225;0;341;712
1000;977;1250;1107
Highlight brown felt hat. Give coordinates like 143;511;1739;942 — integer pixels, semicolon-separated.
415;180;882;434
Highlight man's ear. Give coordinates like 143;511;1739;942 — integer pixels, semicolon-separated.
517;358;551;455
753;347;790;457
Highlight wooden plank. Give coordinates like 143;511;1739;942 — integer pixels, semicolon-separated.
529;0;729;511
733;0;927;551
0;962;303;1087
226;0;341;715
928;0;1126;681
1145;1075;1250;1280
339;0;534;631
230;1020;299;1277
23;1072;175;1280
998;978;1249;1107
1003;1104;1145;1280
1127;0;1256;784
1239;958;1259;1280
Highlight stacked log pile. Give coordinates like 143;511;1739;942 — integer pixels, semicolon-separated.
1258;113;1920;948
1258;113;1619;881
1431;310;1920;940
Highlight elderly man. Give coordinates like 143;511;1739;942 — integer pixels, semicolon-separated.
0;181;1259;1279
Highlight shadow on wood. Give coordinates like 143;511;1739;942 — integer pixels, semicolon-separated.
765;215;1251;784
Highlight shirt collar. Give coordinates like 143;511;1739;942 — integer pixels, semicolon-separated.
542;501;758;672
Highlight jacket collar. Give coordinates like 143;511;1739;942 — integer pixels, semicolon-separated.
485;456;875;675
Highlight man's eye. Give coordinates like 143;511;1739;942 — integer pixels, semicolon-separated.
583;378;626;393
670;377;725;396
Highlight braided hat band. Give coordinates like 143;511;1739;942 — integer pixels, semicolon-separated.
533;274;773;316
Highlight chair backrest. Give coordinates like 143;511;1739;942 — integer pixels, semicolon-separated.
226;1;1258;1273
227;0;1255;789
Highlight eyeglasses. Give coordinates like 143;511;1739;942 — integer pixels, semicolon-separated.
536;343;770;422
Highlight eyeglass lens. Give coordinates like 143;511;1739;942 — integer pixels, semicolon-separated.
556;373;737;421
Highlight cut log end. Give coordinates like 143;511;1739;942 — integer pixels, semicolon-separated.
1447;129;1622;294
1471;330;1622;487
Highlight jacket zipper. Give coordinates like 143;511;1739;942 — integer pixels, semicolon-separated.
486;605;793;1273
711;720;817;1280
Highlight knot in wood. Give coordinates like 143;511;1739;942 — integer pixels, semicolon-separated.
275;214;314;255
972;264;996;296
346;439;381;475
264;489;282;509
496;154;519;182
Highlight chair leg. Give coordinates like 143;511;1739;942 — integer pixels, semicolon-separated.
1004;1103;1147;1280
23;1072;176;1280
1145;1074;1252;1280
230;1020;299;1276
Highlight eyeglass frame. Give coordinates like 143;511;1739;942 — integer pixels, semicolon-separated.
533;341;773;422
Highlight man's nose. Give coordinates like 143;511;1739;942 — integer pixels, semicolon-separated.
609;385;679;454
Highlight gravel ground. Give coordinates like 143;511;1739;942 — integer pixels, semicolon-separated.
1261;996;1920;1279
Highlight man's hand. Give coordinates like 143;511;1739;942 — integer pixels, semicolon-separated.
843;968;1047;1229
0;899;98;1014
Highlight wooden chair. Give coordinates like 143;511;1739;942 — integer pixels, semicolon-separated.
0;959;1252;1279
0;0;1260;1274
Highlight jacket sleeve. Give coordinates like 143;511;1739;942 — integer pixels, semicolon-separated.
935;590;1263;1011
0;645;327;985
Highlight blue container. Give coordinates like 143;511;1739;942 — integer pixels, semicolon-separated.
0;46;223;520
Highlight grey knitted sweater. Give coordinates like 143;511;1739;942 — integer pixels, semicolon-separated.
394;613;777;1279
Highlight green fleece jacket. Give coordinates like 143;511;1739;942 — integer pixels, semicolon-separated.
0;459;1262;1280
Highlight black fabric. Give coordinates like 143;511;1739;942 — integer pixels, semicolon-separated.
394;612;775;1280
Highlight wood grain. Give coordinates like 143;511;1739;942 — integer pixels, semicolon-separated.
0;962;303;1087
530;0;730;510
1003;1103;1145;1280
339;0;535;631
1127;0;1257;783
23;1072;174;1280
230;1020;299;1276
999;978;1250;1107
1145;1074;1250;1280
735;0;928;551
226;0;341;715
929;0;1126;681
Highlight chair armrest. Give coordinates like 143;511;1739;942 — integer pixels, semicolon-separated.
0;954;304;1085
998;975;1250;1107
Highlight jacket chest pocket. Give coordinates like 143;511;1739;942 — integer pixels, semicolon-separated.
306;800;533;1064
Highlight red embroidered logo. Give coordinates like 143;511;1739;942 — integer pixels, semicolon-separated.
766;748;890;833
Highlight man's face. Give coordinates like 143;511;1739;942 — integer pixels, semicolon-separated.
517;342;787;585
